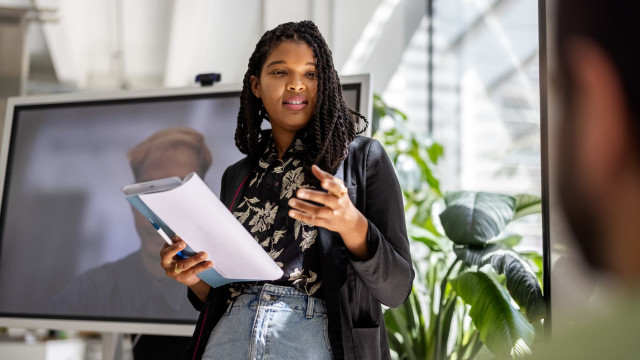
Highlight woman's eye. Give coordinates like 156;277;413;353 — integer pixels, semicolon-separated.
272;70;286;76
307;72;317;78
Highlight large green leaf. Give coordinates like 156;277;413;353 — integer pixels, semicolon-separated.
427;142;444;165
439;192;516;246
410;147;441;195
513;194;542;220
407;224;442;252
450;272;534;359
454;244;546;322
487;231;522;248
409;192;442;231
520;250;544;286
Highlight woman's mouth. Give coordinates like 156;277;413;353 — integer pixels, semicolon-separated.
283;96;308;111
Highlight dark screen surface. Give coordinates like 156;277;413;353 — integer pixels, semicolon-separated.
0;84;363;326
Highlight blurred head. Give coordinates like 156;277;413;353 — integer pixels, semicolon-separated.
127;127;212;258
235;20;367;175
555;1;640;273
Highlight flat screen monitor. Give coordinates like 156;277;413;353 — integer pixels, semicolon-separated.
0;74;372;335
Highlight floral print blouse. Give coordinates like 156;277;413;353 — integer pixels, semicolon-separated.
229;134;323;298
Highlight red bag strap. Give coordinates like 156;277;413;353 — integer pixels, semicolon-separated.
229;172;251;211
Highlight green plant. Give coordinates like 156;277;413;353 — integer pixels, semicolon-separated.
373;94;545;360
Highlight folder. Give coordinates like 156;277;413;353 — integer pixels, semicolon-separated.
121;172;284;287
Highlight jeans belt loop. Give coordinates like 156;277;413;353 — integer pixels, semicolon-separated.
306;296;314;319
225;296;236;315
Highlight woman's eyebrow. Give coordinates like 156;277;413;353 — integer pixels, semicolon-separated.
265;60;316;68
266;60;285;68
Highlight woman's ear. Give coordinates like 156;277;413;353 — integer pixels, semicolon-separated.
250;75;261;98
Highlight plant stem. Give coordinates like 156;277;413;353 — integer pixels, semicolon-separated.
458;330;476;360
456;301;465;355
466;332;484;360
435;259;460;360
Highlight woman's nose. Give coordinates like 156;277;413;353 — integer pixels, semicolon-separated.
287;77;305;91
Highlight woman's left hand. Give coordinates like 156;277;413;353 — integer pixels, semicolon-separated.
288;164;370;259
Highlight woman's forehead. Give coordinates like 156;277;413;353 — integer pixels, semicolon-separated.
264;40;316;65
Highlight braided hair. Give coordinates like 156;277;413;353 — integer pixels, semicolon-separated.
235;20;367;175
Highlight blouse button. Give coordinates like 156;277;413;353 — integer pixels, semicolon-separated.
275;181;280;187
262;294;271;301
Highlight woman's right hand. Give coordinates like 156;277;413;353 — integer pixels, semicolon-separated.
160;238;214;287
160;238;214;303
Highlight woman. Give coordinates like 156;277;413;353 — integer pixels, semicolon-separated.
160;20;413;360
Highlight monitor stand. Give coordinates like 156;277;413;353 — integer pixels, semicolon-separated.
102;332;132;360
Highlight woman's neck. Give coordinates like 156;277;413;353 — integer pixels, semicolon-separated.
272;128;296;159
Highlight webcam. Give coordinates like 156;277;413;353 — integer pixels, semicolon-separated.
195;73;222;86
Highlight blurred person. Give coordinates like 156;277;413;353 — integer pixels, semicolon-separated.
127;127;213;300
48;127;212;358
535;1;640;358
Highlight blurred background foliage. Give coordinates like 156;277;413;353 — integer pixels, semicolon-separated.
373;94;545;360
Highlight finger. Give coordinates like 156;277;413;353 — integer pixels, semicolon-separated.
160;241;185;267
190;260;215;275
288;198;333;218
320;178;347;198
173;258;213;276
160;243;171;267
311;165;347;197
296;189;340;209
288;209;328;227
311;164;333;181
176;252;211;272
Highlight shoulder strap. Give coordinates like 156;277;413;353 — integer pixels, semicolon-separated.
220;158;255;210
229;172;251;211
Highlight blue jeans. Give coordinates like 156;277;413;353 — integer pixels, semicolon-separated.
202;284;333;360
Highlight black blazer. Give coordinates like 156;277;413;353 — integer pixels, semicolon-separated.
183;136;414;360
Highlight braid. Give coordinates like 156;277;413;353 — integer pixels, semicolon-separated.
235;20;368;175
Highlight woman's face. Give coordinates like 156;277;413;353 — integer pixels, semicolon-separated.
250;40;318;135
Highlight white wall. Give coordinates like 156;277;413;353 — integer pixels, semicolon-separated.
164;0;264;87
13;0;424;95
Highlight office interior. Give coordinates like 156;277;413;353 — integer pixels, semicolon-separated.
0;0;608;359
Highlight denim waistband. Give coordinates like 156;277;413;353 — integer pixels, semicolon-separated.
243;283;313;297
231;283;327;316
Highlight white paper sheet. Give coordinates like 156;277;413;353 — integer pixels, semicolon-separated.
139;173;283;281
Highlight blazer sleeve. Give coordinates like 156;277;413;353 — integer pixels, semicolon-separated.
187;287;206;311
349;139;414;308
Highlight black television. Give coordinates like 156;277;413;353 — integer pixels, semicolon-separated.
0;74;372;335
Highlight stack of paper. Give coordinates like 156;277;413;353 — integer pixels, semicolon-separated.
122;173;283;287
